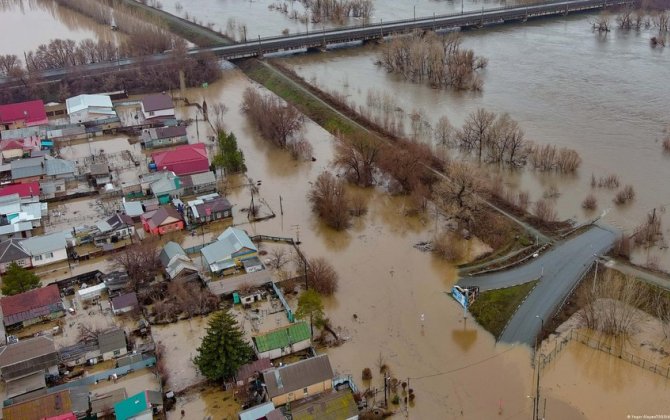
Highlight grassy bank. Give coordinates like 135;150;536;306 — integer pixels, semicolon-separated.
117;0;232;46
469;280;539;339
238;59;364;137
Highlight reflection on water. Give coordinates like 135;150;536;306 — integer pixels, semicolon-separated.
282;14;670;267
0;0;125;56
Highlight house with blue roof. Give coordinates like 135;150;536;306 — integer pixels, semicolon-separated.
200;227;257;274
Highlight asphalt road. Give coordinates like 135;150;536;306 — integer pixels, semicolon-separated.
458;224;618;345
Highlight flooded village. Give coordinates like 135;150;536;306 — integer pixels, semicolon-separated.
0;0;670;419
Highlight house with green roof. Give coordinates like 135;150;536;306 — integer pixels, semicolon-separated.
252;321;311;360
113;390;162;420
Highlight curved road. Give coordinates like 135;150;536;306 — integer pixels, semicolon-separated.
458;224;618;345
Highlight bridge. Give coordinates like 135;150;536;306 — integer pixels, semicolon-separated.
0;0;630;87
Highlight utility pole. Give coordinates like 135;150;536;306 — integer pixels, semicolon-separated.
592;255;599;293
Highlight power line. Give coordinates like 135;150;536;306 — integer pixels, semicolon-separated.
409;345;518;381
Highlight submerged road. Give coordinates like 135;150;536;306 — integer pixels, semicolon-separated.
458;224;618;345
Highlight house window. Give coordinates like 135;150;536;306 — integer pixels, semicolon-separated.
45;252;54;258
149;111;155;116
303;387;309;395
34;255;42;261
113;349;121;356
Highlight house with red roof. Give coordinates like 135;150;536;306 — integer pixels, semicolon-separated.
140;206;184;235
0;182;40;199
0;100;48;131
0;284;64;329
151;143;209;176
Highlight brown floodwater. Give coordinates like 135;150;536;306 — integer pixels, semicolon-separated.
168;70;670;418
159;0;512;40
282;14;670;268
0;0;125;57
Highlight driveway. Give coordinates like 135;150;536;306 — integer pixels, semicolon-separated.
458;224;618;345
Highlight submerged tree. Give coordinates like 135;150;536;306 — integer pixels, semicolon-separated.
194;310;254;382
1;262;41;296
307;171;352;230
212;130;246;175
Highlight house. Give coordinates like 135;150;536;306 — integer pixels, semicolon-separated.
76;282;107;302
0;139;30;161
151;143;209;176
141;125;187;149
66;94;116;123
140;93;175;121
94;213;135;246
0;336;59;381
261;354;334;406
0;193;46;231
141;171;183;204
0;284;64;329
98;328;128;360
181;172;217;196
238;402;283;420
201;227;257;273
111;292;139;315
252;322;311;360
141;206;184;235
122;198;144;221
0;100;48;131
236;358;273;387
5;370;47;399
58;339;102;367
19;231;69;267
44;157;76;180
291;390;359;420
114;390;163;420
90;163;111;186
0;238;32;273
0;182;40;199
102;271;130;294
10;157;43;183
90;388;128;418
2;389;72;420
159;241;197;280
186;196;232;225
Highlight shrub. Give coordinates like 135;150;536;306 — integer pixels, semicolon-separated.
362;367;372;381
663;136;670;152
533;199;557;222
307;171;352;230
307;257;339;296
582;194;597;210
613;185;635;205
432;232;468;263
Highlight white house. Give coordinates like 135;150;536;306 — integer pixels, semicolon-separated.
18;231;69;267
66;94;116;124
200;227;258;273
140;93;175;121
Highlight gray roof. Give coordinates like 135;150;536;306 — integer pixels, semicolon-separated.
5;371;46;399
159;241;186;268
90;163;109;176
90;388;127;415
111;292;138;312
262;354;334;398
0;238;30;263
19;231;67;256
10;158;44;179
0;336;58;380
154;125;186;139
123;200;144;217
142;93;174;112
44;158;75;176
185;171;216;187
97;328;126;354
201;227;256;267
292;390;359;420
150;175;179;196
68;385;91;414
105;213;134;230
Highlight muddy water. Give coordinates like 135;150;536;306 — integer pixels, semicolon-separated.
282;14;670;267
159;0;510;39
171;69;670;418
0;0;125;57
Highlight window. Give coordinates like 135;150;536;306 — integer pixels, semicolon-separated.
45;252;53;259
303;387;309;395
113;349;121;356
34;255;42;261
149;111;155;116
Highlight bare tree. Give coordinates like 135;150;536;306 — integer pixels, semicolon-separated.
457;108;497;163
113;239;161;291
582;193;597;210
241;88;305;149
613;185;635;205
433;161;485;229
307;257;339;295
533;199;557;223
333;132;382;187
308;171;352;230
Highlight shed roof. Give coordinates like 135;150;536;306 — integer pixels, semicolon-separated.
111;293;139;313
0;285;62;326
97;328;126;354
253;322;311;354
123;200;144;217
184;171;216;187
10;157;44;179
19;231;67;256
89;163;109;176
195;197;232;217
236;358;273;382
5;371;47;399
65;94;113;114
262;354;333;399
90;388;127;415
0;100;47;125
154;125;186;139
0;238;30;264
238;402;277;420
44;158;75;176
142;93;174;112
292;390;359;420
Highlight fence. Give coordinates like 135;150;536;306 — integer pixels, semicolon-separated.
539;329;670;379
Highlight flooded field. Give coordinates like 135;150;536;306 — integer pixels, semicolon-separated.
167;69;670;418
281;14;670;267
0;0;125;57
159;0;511;39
